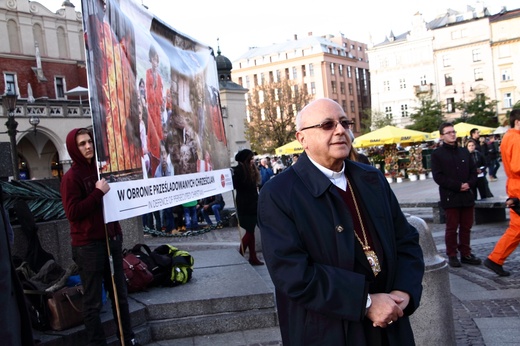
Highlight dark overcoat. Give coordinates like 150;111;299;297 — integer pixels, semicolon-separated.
431;142;477;209
258;152;424;346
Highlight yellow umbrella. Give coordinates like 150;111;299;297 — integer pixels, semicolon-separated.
275;139;303;155
353;126;431;148
430;122;496;139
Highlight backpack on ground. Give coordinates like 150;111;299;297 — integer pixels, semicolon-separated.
153;244;194;286
122;250;154;292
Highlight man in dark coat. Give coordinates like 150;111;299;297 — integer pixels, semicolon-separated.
432;123;481;268
258;98;424;346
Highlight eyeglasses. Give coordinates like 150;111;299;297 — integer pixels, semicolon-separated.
443;131;457;135
300;119;353;131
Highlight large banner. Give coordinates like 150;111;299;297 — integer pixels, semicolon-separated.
81;0;233;222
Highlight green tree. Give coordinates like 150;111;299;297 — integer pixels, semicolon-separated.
406;96;444;133
455;94;498;127
361;108;393;134
245;78;312;154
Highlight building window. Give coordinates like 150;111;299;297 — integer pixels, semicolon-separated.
340;82;345;94
342;100;347;112
401;104;409;117
292;66;297;79
294;85;299;98
444;74;453;86
383;80;390;91
245;76;250;89
420;75;427;86
446;98;455;113
309;63;314;77
55;77;65;98
474;68;483;81
331;81;337;94
7;20;21;54
303;83;308;94
350;101;355;113
348;83;353;95
399;78;406;89
504;93;513;108
501;69;511;81
260;73;265;85
311;82;316;95
57;26;68;59
285;68;290;80
330;63;335;75
347;66;352;78
269;71;274;83
301;65;306;77
253;74;258;86
238;77;243;86
443;55;450;67
385;106;392;118
33;23;46;56
4;73;17;94
338;64;344;76
472;49;481;62
276;70;281;82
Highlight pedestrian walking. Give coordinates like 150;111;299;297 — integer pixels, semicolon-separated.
484;110;520;276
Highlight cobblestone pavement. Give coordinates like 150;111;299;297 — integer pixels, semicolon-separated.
428;220;520;346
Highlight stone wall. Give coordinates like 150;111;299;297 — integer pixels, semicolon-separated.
12;216;144;267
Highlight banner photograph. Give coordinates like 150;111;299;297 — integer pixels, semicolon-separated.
81;0;233;222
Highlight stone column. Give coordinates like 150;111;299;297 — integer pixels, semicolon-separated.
407;215;456;346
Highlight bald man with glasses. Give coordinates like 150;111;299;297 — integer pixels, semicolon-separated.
258;98;424;346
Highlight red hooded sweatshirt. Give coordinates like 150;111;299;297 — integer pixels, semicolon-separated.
61;128;121;246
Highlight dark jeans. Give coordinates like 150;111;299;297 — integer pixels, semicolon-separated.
444;206;474;258
183;206;198;230
72;239;134;346
201;203;223;225
488;159;500;178
162;207;176;232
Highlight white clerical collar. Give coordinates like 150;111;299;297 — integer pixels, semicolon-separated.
308;156;346;190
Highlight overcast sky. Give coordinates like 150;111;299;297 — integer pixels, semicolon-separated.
38;0;518;61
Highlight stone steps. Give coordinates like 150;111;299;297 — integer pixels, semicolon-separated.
31;249;278;345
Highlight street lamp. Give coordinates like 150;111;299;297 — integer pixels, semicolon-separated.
2;91;19;180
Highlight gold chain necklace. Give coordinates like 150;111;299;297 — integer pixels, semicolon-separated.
347;181;381;277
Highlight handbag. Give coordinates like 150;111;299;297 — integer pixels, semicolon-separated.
47;285;84;331
123;250;154;292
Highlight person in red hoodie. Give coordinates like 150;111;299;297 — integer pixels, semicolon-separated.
61;128;140;346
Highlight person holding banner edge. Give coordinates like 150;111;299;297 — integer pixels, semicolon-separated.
61;128;140;346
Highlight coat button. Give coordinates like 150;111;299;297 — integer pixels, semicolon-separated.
336;225;344;233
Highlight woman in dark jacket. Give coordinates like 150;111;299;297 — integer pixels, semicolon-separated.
466;139;493;200
233;149;264;265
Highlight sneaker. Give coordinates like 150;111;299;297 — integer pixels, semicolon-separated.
484;258;510;277
489;177;497;182
448;256;461;267
216;221;223;229
461;254;482;265
127;339;141;346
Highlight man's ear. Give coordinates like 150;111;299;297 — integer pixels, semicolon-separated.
296;131;306;149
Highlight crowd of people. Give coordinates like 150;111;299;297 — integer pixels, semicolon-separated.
142;193;226;234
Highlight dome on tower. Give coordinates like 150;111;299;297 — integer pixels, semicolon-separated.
216;46;232;82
